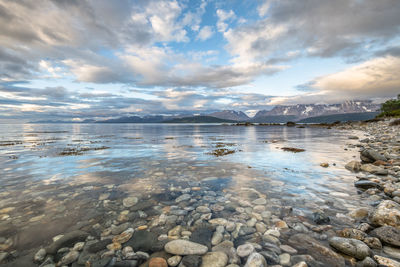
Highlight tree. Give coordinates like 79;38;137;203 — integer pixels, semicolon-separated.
378;94;400;117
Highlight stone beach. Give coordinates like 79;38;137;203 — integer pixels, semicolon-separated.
0;120;400;266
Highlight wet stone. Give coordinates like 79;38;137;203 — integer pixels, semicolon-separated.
329;237;370;260
190;226;213;249
312;211;330;224
370;226;400;247
46;230;89;254
126;230;158;252
259;250;280;265
167;255;182;266
236;243;255;257
57;250;80;266
164;240;208;255
200;252;228;267
87;239;112;253
181;255;202;267
370;200;400;228
244;252;267;267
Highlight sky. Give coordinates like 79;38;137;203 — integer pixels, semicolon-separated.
0;0;400;122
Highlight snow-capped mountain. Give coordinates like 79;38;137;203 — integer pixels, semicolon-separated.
254;100;380;120
208;110;250;121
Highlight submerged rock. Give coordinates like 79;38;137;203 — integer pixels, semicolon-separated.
164;240;208;255
46;230;88;254
201;252;228;267
288;234;345;267
244;252;267;267
329;237;370;260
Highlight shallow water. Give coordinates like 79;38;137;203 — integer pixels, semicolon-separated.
0;123;366;257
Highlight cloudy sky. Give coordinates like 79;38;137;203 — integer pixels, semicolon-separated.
1;0;399;121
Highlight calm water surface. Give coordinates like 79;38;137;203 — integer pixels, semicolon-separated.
0;123;365;254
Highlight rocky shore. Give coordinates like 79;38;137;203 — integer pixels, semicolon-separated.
1;119;400;267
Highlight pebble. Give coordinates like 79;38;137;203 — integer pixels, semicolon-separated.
149;257;168;267
244;252;267;267
279;253;291;266
112;228;134;244
122;196;138;207
201;252;228;267
57;250;80;266
167;255;182;266
252;198;267;205
164;240;208;255
237;244;255;257
34;248;46;263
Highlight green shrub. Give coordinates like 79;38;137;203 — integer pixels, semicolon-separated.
377;94;400;117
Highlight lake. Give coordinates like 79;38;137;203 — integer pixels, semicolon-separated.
0;123;369;265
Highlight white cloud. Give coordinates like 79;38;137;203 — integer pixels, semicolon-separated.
197;26;214;41
270;56;400;105
216;9;235;32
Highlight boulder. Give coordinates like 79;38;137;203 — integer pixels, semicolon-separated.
328;237;370;260
46;230;88;254
370;226;400;246
288;234;345;267
354;180;382;190
361;149;387;163
360;164;388;175
370;200;400;228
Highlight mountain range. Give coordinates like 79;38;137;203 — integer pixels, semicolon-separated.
31;100;381;123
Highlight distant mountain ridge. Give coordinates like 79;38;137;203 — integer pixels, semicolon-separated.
30;100;382;123
208;110;249;121
254;100;380;121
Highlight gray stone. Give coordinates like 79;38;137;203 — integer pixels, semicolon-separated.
360;164;388;175
200;252;228;267
252;198;267;205
244;252;267;267
237;243;255;257
168;255;182;267
176;194;191;203
181;255;202;267
288;234;345;267
370;200;400;228
329;237;370;260
383;246;400;260
355;180;382;190
361;149;387;162
357;257;377;267
123;197;138;207
259;250;280;265
165;240;208;255
34;248;47;263
0;252;9;263
46;230;89;254
279;253;291;266
371;226;400;246
57;250;80;266
345;161;361;172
